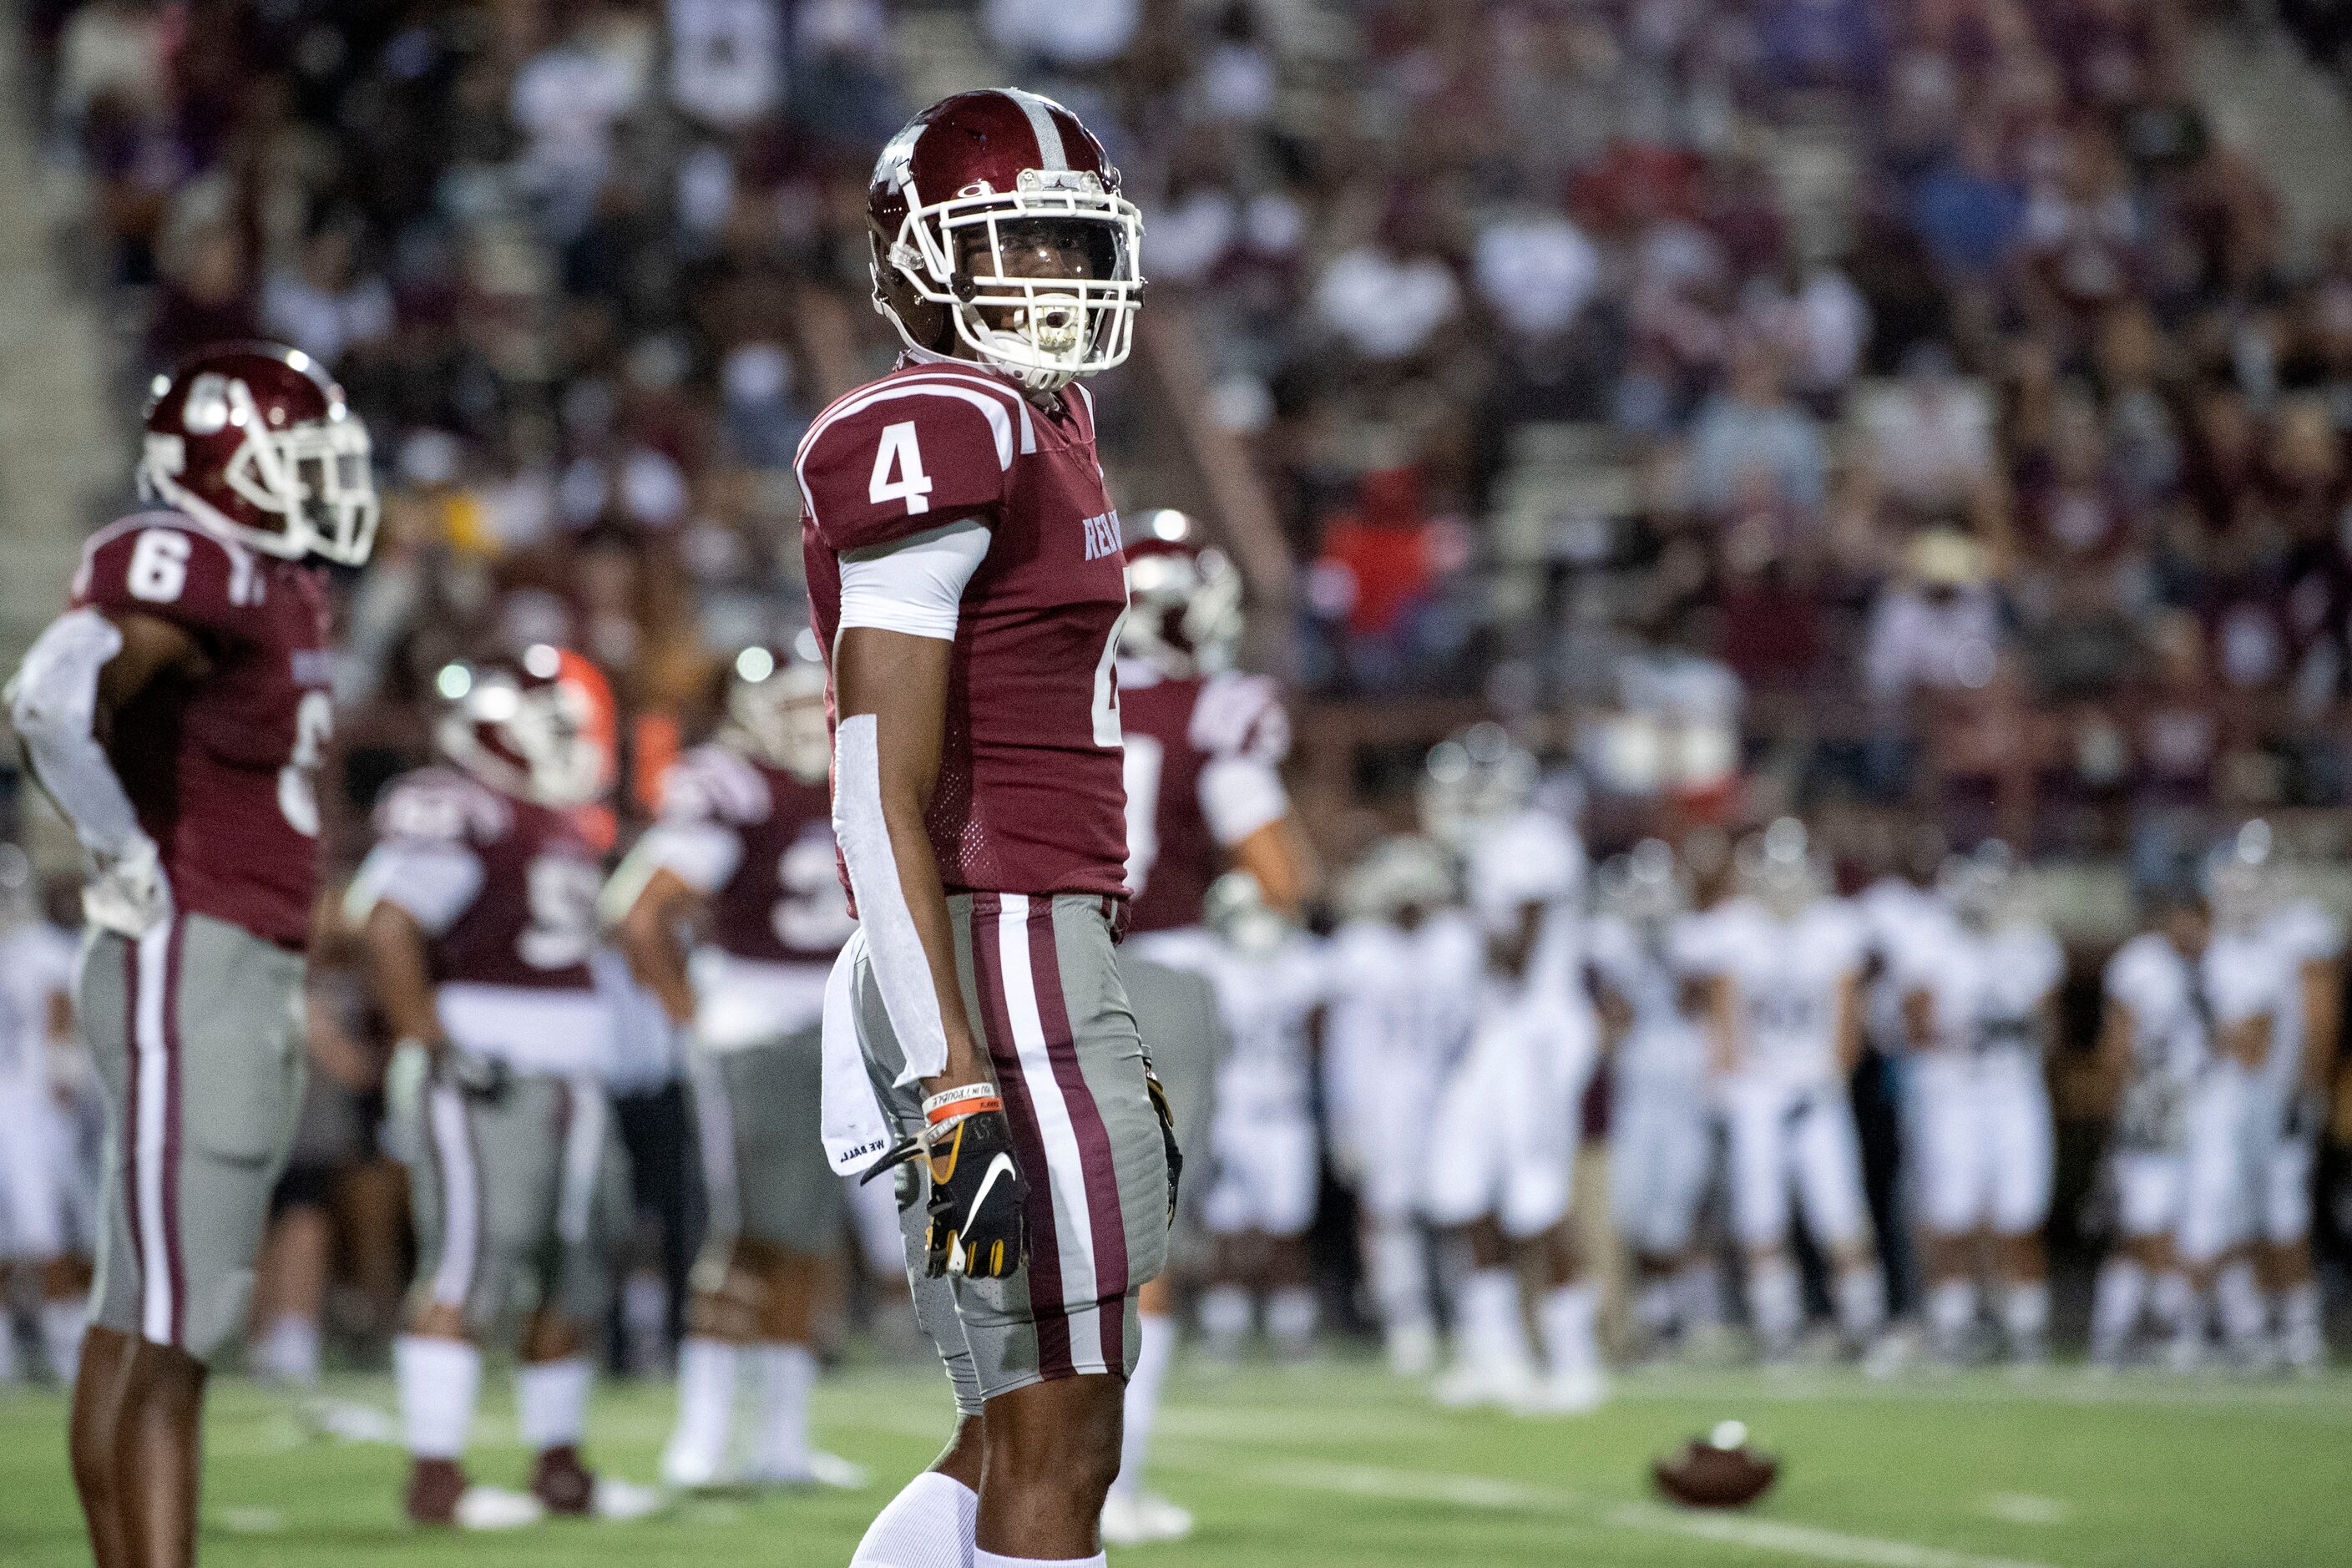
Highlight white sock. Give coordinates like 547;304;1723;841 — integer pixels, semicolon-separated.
2091;1258;2147;1359
40;1299;85;1385
1266;1285;1317;1356
1835;1265;1885;1341
1927;1279;1976;1354
2281;1282;2323;1368
1457;1267;1529;1370
517;1356;592;1452
1677;1259;1722;1328
1368;1222;1432;1336
1748;1257;1800;1355
974;1554;1105;1567
1113;1312;1174;1500
750;1342;817;1478
666;1337;738;1478
1198;1284;1252;1354
624;1271;669;1373
1536;1282;1598;1378
2000;1281;2050;1353
2152;1271;2195;1338
2215;1261;2268;1349
397;1335;483;1459
257;1313;322;1386
850;1469;978;1568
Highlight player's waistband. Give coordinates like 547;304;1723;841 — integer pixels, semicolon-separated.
437;983;613;1076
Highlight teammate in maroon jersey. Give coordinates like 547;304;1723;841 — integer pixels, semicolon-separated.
8;342;372;1568
606;643;867;1492
351;649;658;1529
808;90;1173;1568
1106;511;1313;1545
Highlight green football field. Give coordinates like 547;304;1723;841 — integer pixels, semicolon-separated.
3;1357;2348;1567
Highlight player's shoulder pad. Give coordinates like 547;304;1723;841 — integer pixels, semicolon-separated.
374;766;510;847
1191;670;1291;762
660;742;773;826
795;364;1031;554
71;512;269;637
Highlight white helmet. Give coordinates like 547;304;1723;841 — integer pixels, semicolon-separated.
726;643;832;784
1735;817;1825;917
2203;819;2279;934
1419;722;1538;852
1596;838;1687;930
1938;840;2019;932
1205;869;1292;959
1466;810;1579;934
1340;835;1456;924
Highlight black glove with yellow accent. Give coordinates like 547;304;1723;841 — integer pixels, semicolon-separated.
1145;1060;1182;1226
892;1083;1028;1281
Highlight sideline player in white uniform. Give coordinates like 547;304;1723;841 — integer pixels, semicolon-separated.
606;645;867;1491
1323;835;1479;1376
1855;823;1950;1061
1426;770;1606;1415
1894;846;2061;1364
1106;512;1312;1546
0;843;87;1385
1590;841;1718;1357
1188;873;1325;1361
354;650;655;1528
1687;820;1884;1361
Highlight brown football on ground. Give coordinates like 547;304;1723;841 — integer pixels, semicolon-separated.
1652;1440;1779;1509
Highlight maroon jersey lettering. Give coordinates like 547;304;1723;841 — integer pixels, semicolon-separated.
71;512;333;948
657;744;852;964
1119;669;1290;934
799;361;1129;901
372;766;600;990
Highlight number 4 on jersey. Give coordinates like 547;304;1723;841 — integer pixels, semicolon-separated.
869;421;934;515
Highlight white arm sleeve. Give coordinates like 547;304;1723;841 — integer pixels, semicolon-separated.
9;609;145;858
1198;753;1289;847
837;520;993;642
346;838;486;936
832;712;953;1081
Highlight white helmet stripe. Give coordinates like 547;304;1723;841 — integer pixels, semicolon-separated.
1005;89;1069;171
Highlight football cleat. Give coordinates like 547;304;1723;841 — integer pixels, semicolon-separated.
1433;1353;1535;1411
1513;1368;1611;1418
1385;1323;1439;1378
451;1485;546;1531
1100;1490;1196;1546
742;1450;872;1490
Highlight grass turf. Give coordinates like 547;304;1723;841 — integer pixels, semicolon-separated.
2;1356;2347;1566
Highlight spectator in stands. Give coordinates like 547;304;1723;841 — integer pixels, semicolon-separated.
1687;338;1829;525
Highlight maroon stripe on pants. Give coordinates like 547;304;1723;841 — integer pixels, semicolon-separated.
1025;897;1130;1373
969;893;1075;1378
119;940;144;1303
161;918;187;1348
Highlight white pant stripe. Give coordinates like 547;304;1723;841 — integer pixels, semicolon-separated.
132;922;175;1344
557;1079;606;1247
425;1082;479;1308
994;893;1107;1372
690;1053;741;1242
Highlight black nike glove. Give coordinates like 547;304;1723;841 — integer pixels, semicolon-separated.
913;1085;1028;1280
1145;1060;1182;1226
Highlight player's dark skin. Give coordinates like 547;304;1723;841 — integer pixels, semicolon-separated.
65;608;206;1568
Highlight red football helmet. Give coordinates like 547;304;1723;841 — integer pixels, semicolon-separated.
436;645;615;808
725;640;832;783
138;341;379;566
1119;509;1242;678
867;89;1144;392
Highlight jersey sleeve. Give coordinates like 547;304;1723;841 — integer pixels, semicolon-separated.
70;517;268;645
349;774;489;935
797;387;1011;555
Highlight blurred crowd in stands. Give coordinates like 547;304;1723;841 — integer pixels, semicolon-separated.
24;0;2352;878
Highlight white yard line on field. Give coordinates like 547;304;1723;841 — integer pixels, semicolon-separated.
1164;1454;2064;1568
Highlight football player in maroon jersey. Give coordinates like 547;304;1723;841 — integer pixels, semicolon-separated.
351;650;659;1528
807;90;1173;1568
605;643;867;1492
1105;512;1313;1545
8;342;372;1568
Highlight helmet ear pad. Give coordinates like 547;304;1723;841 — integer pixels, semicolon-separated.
872;230;953;353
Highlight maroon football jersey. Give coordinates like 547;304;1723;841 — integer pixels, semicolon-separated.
655;742;852;964
1119;668;1291;934
70;511;333;948
371;766;600;991
799;357;1129;902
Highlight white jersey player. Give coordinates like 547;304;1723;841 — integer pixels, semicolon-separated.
1183;872;1325;1363
1323;836;1480;1375
0;847;86;1385
1854;823;1950;1059
1426;781;1607;1416
1685;820;1883;1360
1589;841;1717;1355
1893;846;2061;1363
